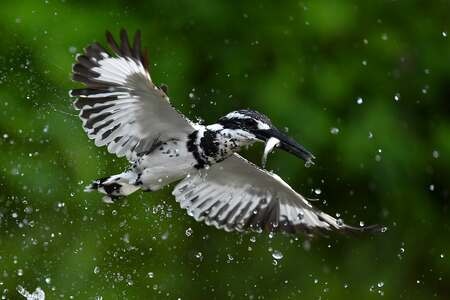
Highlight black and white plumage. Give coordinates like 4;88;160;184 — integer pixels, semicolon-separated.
71;30;194;162
70;29;381;236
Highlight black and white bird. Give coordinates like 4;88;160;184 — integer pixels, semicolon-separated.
70;29;381;236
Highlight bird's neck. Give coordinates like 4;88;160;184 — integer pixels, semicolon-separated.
187;124;255;168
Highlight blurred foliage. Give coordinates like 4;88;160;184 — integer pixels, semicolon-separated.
0;0;449;299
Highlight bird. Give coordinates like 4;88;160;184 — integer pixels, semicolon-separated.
70;29;382;236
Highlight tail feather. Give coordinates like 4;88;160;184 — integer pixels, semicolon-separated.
85;172;140;202
84;177;107;192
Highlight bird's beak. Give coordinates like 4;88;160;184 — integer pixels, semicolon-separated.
255;128;316;167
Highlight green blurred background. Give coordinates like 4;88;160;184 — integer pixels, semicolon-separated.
0;1;449;299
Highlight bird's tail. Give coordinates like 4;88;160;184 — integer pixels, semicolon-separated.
84;170;140;203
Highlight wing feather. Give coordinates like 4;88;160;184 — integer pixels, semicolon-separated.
70;29;194;161
173;154;381;235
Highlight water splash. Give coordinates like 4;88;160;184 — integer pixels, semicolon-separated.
17;286;45;300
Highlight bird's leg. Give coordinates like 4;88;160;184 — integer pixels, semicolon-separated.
84;171;140;203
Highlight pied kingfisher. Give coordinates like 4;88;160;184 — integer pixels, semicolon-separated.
70;29;381;236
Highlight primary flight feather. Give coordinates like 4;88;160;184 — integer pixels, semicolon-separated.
70;29;381;236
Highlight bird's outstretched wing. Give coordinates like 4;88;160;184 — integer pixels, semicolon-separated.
70;29;194;161
173;154;381;235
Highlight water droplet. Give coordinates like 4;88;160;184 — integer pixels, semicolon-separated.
304;160;314;168
356;97;364;104
147;272;154;278
303;240;311;251
377;282;384;288
188;92;195;99
381;226;388;233
94;266;100;274
394;93;400;101
17;269;23;276
185;227;193;237
314;188;322;195
69;46;77;53
359;221;365;227
429;184;435;191
249;236;256;243
440;253;444;258
330;127;340;135
443;31;447;37
195;252;203;260
432;150;439;159
272;250;283;260
422;86;428;94
368;131;374;139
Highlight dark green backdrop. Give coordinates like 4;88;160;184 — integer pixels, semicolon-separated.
0;1;449;299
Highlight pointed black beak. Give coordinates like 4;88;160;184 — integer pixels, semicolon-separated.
255;128;316;164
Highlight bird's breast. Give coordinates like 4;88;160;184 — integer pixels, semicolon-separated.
187;128;249;169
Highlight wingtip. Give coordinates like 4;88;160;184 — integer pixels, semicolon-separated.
120;28;128;41
343;224;387;235
105;30;113;39
133;30;141;41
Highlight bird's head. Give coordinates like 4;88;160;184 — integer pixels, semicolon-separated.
218;109;315;166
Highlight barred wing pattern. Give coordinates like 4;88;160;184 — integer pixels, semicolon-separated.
173;154;379;235
70;30;194;161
